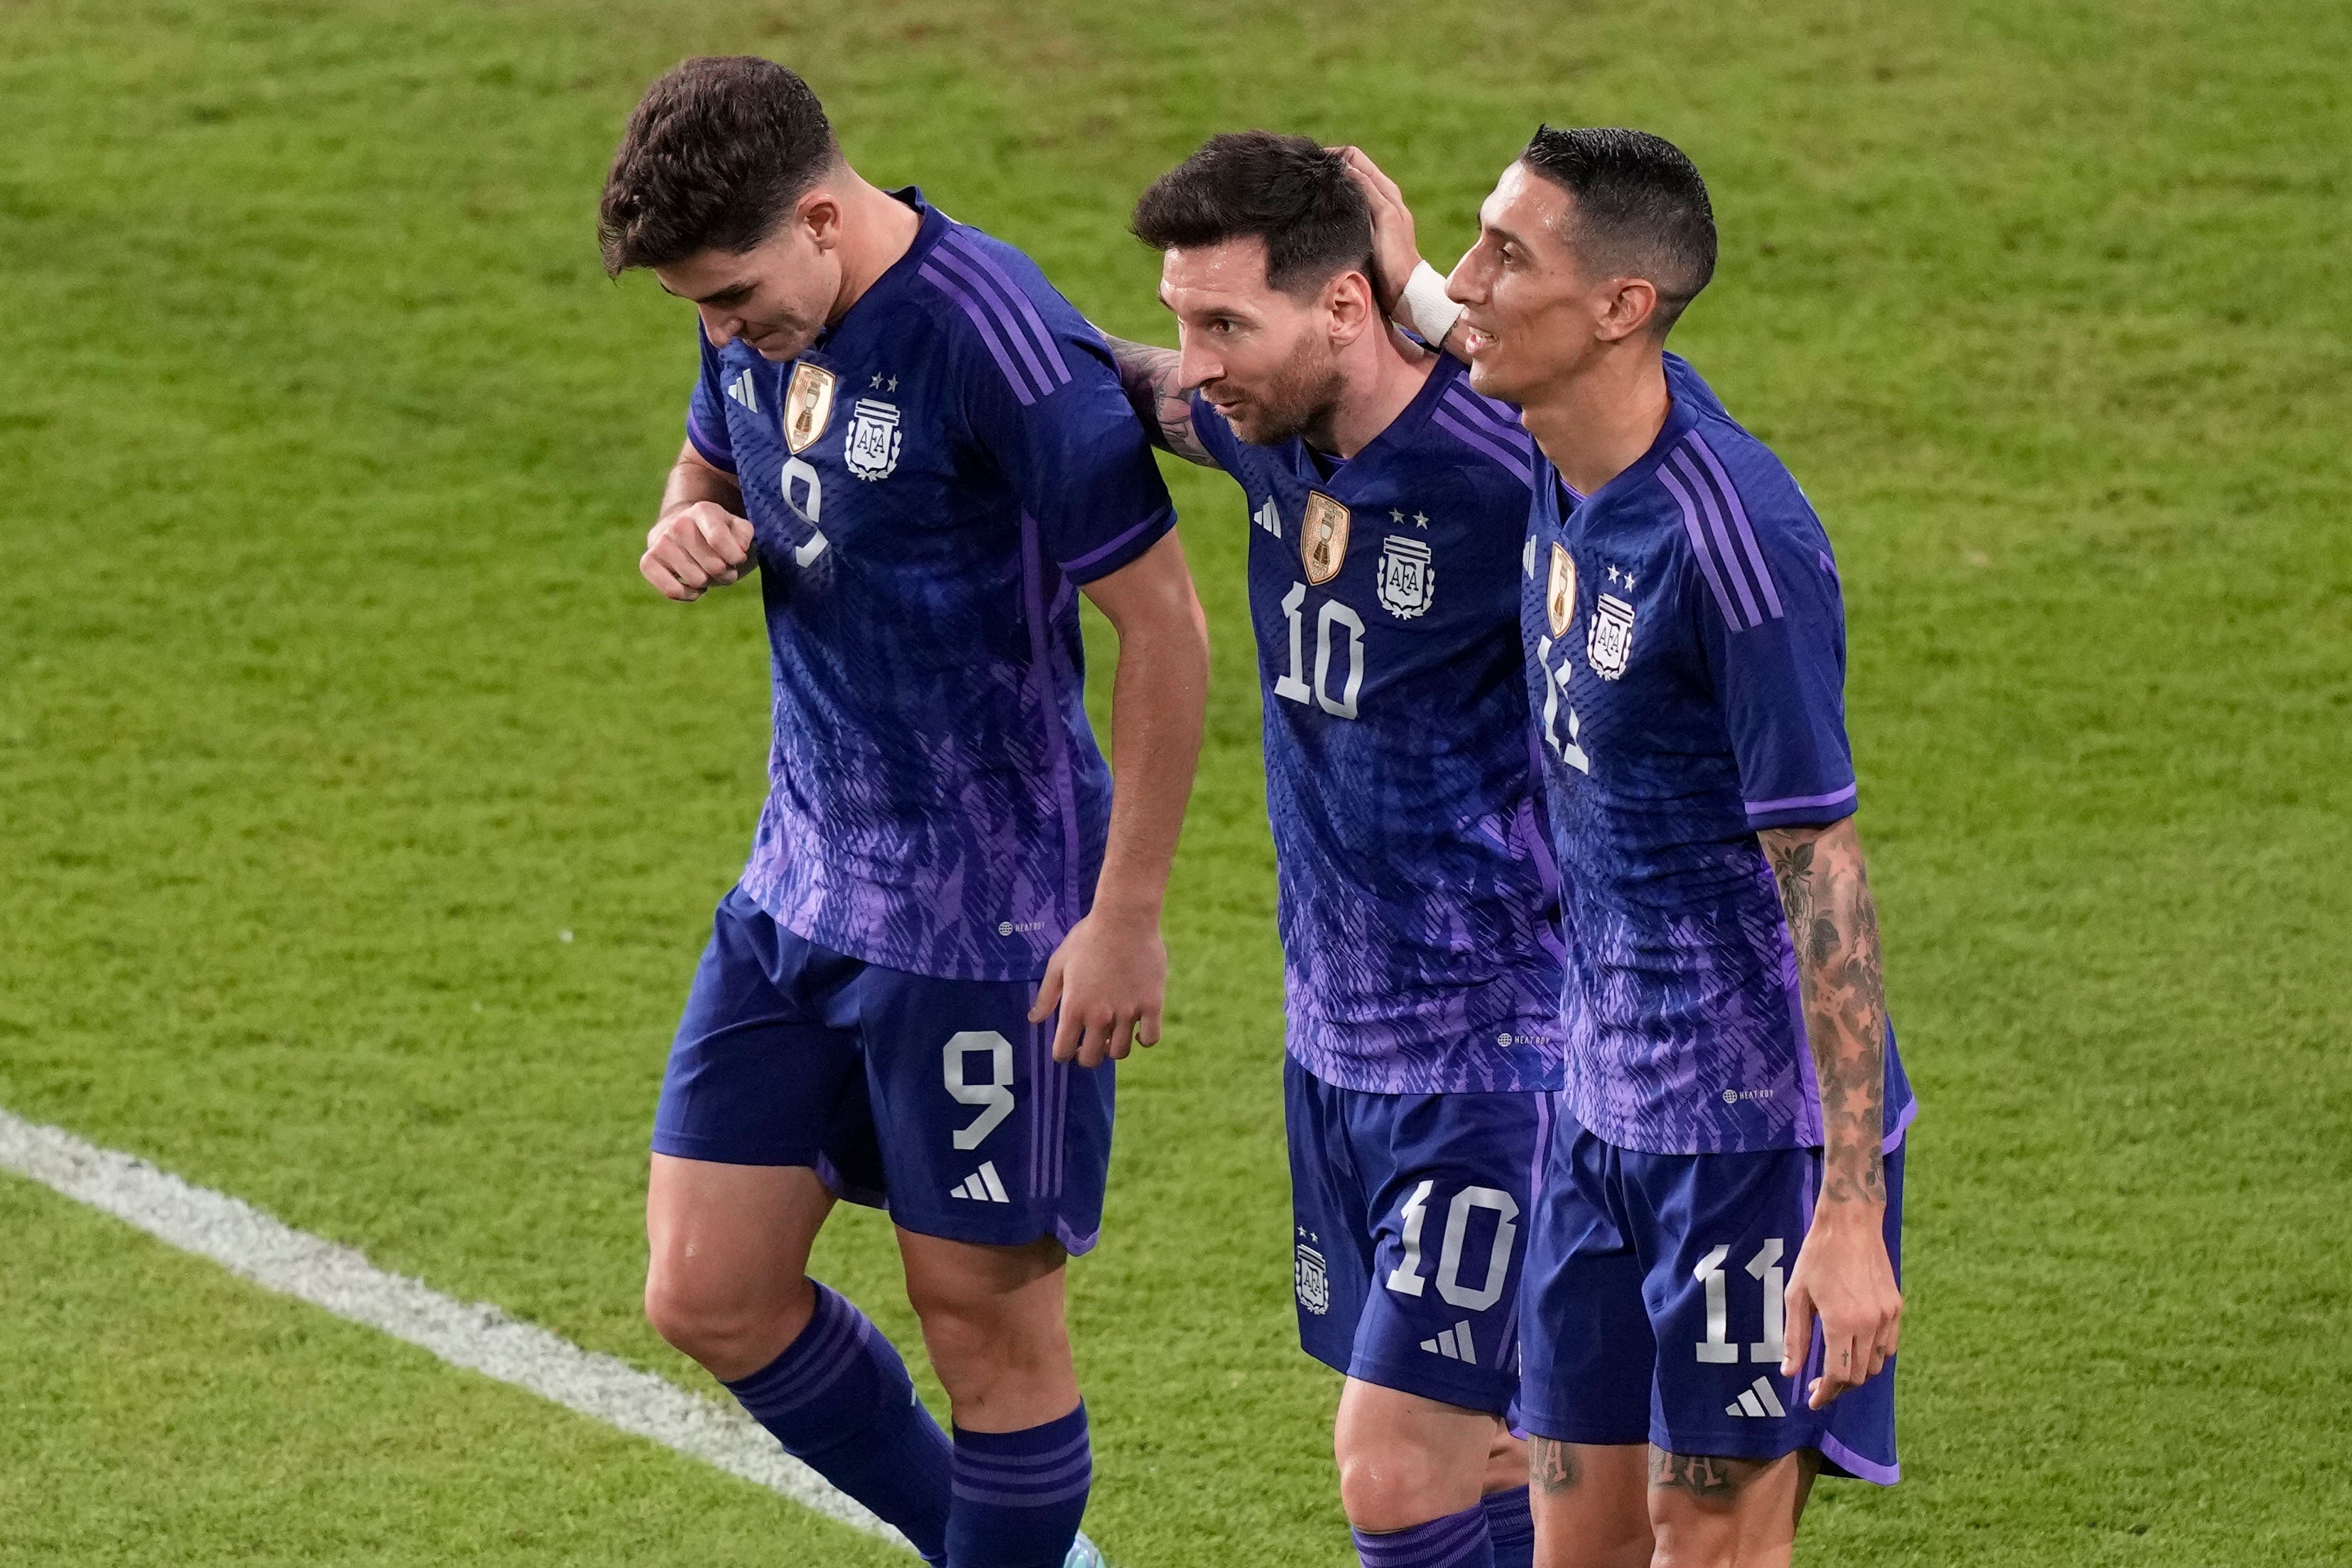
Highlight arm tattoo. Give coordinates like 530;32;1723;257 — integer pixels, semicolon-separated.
1648;1449;1746;1501
1760;820;1890;1205
1528;1437;1583;1496
1101;332;1212;466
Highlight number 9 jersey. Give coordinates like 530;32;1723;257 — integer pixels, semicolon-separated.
651;190;1173;1256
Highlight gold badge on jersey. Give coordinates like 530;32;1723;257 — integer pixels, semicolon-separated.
1300;491;1351;585
1547;544;1577;637
784;363;838;454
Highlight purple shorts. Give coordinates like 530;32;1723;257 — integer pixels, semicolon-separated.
1518;1108;1905;1481
1286;1055;1548;1413
652;886;1112;1254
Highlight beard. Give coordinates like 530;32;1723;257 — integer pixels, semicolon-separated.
1220;342;1348;450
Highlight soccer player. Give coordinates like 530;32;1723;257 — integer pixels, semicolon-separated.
596;59;1209;1568
1105;132;1564;1568
1341;132;1915;1568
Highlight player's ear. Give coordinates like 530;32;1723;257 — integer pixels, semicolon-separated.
1593;276;1658;343
797;188;843;252
1326;269;1374;346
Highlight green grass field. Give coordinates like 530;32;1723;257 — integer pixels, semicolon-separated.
4;0;2349;1562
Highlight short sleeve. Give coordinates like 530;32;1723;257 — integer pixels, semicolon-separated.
685;327;738;475
1667;438;1856;830
930;237;1175;584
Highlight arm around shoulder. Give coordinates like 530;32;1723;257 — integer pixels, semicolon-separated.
1100;332;1214;467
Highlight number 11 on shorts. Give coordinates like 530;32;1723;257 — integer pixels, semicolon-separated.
1693;1238;1786;1364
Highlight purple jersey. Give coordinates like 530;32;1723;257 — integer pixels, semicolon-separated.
1189;355;1564;1095
685;190;1175;981
1522;354;1914;1154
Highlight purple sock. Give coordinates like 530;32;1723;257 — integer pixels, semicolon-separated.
722;1283;952;1565
1483;1486;1535;1568
1352;1501;1497;1568
947;1403;1092;1568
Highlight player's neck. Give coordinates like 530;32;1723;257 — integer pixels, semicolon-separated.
1319;330;1437;461
826;172;925;326
1519;344;1672;499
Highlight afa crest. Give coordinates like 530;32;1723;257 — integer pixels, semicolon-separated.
1588;592;1638;680
1295;1242;1331;1316
1300;491;1351;585
1547;544;1577;637
784;363;837;454
1376;535;1436;619
844;398;903;481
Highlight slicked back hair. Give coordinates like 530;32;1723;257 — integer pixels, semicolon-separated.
598;56;839;276
1131;131;1375;298
1518;126;1716;332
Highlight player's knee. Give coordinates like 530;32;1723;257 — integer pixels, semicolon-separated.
910;1292;1065;1400
1334;1430;1457;1532
643;1270;795;1377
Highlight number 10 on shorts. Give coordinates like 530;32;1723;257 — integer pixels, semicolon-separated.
1383;1181;1520;1312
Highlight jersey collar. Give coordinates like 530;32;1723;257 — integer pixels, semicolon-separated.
1567;357;1706;521
807;187;948;354
1293;351;1464;502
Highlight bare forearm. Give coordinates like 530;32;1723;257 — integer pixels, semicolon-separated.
658;443;744;525
1760;818;1889;1204
1094;611;1208;918
1101;332;1212;466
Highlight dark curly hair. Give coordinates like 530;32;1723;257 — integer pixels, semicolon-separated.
598;57;839;276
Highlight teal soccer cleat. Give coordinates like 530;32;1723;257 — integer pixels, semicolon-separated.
1064;1533;1108;1568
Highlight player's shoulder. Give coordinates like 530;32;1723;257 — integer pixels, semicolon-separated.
909;209;1106;405
1656;356;1819;533
1417;358;1538;500
1640;359;1836;623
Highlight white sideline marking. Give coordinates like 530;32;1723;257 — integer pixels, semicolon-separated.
0;1106;908;1553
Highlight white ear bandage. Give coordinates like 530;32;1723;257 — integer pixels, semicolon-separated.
1396;259;1465;349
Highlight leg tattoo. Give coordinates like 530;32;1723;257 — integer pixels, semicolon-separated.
1646;1448;1752;1504
1530;1437;1584;1496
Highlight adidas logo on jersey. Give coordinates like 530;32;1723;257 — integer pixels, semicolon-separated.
1253;496;1283;539
1419;1320;1478;1362
1723;1376;1788;1419
949;1161;1010;1204
724;369;759;412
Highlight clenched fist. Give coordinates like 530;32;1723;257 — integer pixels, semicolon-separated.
641;502;756;601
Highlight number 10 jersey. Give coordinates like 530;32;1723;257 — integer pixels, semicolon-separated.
1189;355;1562;1095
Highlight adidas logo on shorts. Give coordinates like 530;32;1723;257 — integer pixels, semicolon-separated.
1724;1376;1788;1419
949;1161;1010;1204
1419;1320;1478;1362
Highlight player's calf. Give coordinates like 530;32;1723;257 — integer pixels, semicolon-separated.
646;1158;957;1563
903;1231;1095;1568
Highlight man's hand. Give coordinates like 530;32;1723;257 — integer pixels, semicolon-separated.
1336;146;1425;320
1028;905;1167;1068
642;501;755;601
1782;1197;1903;1408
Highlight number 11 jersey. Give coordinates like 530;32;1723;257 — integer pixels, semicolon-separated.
1189;354;1562;1095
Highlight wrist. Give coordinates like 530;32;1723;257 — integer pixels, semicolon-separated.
1084;891;1165;926
1394;259;1463;349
